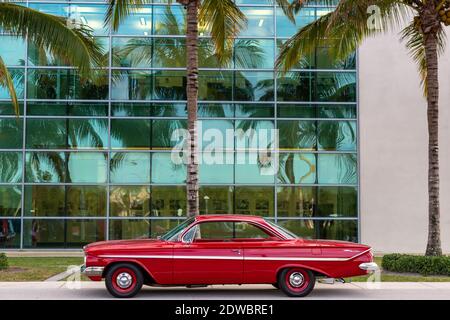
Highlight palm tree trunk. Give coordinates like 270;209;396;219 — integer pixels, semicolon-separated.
422;6;442;256
185;0;199;217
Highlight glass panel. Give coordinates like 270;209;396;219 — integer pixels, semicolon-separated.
151;153;186;183
153;5;186;35
316;48;356;69
0;102;24;116
67;152;107;183
27;69;108;100
111;119;151;150
151;186;186;217
234;39;274;69
278;153;316;184
111;102;152;117
235;104;274;118
277;72;312;102
235;186;274;216
0;69;24;99
277;104;316;118
69;5;107;36
318;186;357;217
112;37;152;67
68;119;109;149
23;219;106;248
110;186;151;217
201;119;234;151
0;219;21;248
109;219;152;239
198;103;233;118
278;220;358;242
114;6;152;35
200;152;234;184
317;154;357;184
153;70;186;100
24;185;65;217
240;7;274;37
277;120;317;151
153;103;187;117
28;37;109;66
235;120;275;151
315;72;356;102
0;186;21;217
276;39;311;69
0;36;26;66
277;186;315;217
26;119;66;149
199;71;233;101
25;152;65;183
67;186;106;217
276;7;315;38
235;152;275;184
111;70;152;100
235;71;274;102
27;102;108;116
0;152;22;183
24;185;106;217
318;120;357;151
0;118;23;148
199;186;234;215
110;152;151;183
154;38;186;67
152;120;187;149
318;105;357;119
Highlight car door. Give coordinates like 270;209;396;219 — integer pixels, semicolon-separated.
172;221;243;284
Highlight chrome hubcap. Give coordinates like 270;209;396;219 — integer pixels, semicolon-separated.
116;272;133;289
289;272;304;287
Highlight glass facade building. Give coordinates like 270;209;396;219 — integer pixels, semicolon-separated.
0;0;358;249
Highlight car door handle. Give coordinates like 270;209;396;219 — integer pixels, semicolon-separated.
231;249;241;254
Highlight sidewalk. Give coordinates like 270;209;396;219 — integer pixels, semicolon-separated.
0;282;449;300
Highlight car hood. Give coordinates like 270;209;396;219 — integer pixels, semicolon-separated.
84;238;163;254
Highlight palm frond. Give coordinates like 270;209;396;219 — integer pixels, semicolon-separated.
105;0;146;31
199;0;247;65
0;55;19;115
0;3;103;77
401;20;447;96
276;0;408;72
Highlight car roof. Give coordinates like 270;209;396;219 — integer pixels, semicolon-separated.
194;215;266;223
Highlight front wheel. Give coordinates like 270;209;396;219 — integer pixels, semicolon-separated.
278;268;315;297
105;263;143;298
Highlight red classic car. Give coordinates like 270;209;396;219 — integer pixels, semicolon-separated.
82;215;378;298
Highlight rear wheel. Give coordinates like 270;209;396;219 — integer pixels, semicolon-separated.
105;263;143;298
278;268;315;297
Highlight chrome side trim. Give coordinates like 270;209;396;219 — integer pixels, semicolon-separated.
359;262;379;271
81;265;104;277
99;255;348;262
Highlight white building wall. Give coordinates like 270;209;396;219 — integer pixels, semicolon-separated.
359;29;450;254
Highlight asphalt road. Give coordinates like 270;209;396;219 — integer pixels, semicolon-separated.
0;282;449;300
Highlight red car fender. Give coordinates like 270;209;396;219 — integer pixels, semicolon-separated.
103;258;157;282
274;263;332;278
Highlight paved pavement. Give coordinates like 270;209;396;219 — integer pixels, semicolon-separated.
0;282;449;300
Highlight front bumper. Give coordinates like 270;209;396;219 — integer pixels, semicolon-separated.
359;262;379;272
81;265;104;277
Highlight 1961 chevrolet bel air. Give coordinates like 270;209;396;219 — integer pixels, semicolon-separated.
81;215;378;298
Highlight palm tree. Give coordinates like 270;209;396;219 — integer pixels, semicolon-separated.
276;0;449;256
0;1;104;115
105;0;247;216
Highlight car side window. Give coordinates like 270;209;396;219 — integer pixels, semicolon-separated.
190;221;271;242
234;222;270;239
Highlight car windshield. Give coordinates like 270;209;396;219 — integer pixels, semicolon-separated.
160;217;195;241
264;219;299;240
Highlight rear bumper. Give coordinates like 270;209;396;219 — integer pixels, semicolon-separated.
359;262;379;272
81;265;104;277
